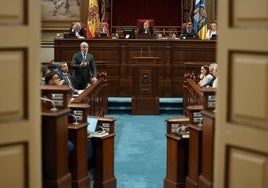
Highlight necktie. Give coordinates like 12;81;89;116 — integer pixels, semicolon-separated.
83;53;87;62
64;73;74;90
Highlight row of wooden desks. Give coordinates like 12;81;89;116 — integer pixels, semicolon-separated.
164;85;216;188
41;82;116;188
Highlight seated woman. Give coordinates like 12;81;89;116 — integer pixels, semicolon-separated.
206;22;217;40
138;20;154;35
199;65;213;88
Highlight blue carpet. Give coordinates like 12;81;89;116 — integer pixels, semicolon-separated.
106;113;184;188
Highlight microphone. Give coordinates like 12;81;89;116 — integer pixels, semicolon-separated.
40;97;57;111
140;46;143;56
198;117;203;127
69;113;79;125
147;46;151;56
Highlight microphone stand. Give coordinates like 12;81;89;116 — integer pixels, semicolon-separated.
69;113;79;125
40;97;58;111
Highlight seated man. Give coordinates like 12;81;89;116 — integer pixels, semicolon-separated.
180;22;197;39
138;20;154;35
69;22;86;38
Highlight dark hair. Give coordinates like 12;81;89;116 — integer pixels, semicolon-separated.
202;65;210;75
44;71;58;85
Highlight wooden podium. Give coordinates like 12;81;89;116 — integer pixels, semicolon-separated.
131;56;160;115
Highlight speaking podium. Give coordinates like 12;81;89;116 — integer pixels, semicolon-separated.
131;56;160;114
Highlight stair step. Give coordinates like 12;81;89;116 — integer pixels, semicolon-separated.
107;97;183;114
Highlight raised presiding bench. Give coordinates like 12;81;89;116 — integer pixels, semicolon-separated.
54;39;216;98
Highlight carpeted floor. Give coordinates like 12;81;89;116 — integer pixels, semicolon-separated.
106;113;184;188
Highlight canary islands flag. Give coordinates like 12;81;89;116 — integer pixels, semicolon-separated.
87;0;100;38
193;0;207;40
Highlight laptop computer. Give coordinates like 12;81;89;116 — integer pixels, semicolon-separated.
87;116;108;137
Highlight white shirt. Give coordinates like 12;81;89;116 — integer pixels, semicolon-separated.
206;30;217;39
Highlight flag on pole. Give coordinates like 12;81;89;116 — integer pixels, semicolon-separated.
87;0;100;38
193;0;207;40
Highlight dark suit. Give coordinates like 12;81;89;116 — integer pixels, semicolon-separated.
69;28;86;38
71;52;97;90
58;71;74;89
138;27;154;35
179;29;197;39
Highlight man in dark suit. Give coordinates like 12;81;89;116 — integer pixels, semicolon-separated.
69;22;86;38
58;62;75;91
71;42;97;90
180;22;197;39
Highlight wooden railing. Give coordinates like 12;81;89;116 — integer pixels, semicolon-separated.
71;74;108;116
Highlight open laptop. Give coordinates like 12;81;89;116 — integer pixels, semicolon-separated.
87;116;108;137
87;116;99;135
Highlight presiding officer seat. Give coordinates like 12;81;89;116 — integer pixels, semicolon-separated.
136;19;155;39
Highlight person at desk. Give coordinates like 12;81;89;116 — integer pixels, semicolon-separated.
206;22;217;40
58;62;75;92
180;22;197;39
138;20;154;35
69;22;86;38
71;42;98;90
44;71;64;86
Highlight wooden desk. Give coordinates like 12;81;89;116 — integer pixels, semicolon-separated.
42;109;72;188
164;118;190;188
68;122;91;188
54;39;216;98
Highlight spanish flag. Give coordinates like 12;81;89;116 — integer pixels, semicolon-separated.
87;0;100;38
193;0;207;40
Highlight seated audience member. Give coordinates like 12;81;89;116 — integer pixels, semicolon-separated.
138;20;154;35
206;22;217;40
201;63;217;88
58;62;75;92
68;140;74;155
69;22;86;38
44;71;64;85
180;22;197;39
41;65;48;85
212;64;218;88
199;65;213;88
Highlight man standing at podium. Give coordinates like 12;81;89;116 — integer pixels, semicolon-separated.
71;42;97;90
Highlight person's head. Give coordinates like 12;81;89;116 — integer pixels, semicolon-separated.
143;20;150;30
200;65;209;76
186;22;193;30
212;64;218;77
45;71;61;85
209;63;217;73
80;42;89;54
59;62;69;73
210;22;217;31
72;22;82;32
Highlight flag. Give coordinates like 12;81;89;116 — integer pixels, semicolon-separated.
193;0;207;40
87;0;100;38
